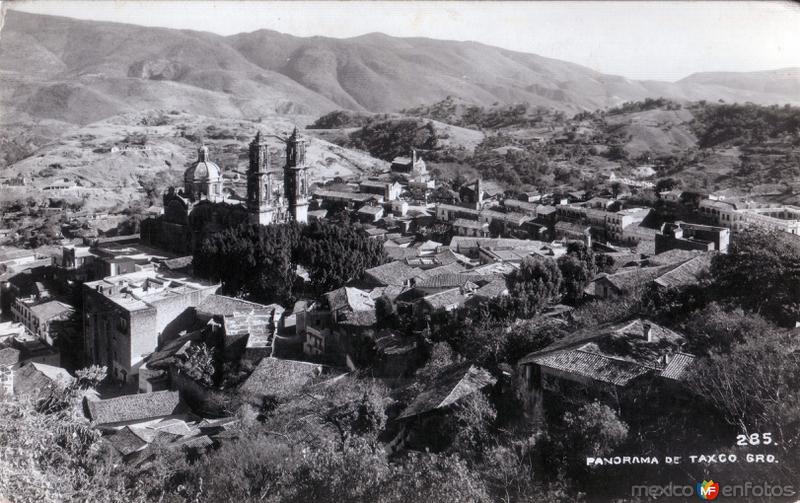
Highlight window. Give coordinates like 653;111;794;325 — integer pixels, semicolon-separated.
117;315;128;332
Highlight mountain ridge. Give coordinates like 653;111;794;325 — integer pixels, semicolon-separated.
1;9;799;128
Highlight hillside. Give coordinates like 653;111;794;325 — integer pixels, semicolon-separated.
2;9;799;132
0;110;388;211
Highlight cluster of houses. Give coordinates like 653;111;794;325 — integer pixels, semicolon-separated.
3;137;799;463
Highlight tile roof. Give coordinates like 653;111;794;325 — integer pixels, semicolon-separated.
502;199;540;214
364;261;423;286
448;237;550;253
473;277;508;299
358;205;384;215
325;287;375;312
0;347;21;366
239;357;322;402
313;189;376;203
86;390;184;426
162;256;193;271
660;353;696;381
528;350;653;386
600;265;675;293
385;246;420;261
414;272;494;289
452;218;487;230
106;427;149;456
397;363;496;420
519;319;688;387
411;262;467;281
423;288;467;311
338;309;378;327
196;294;278;317
414;240;443;252
28;300;74;321
374;331;417;356
653;255;713;289
223;309;276;347
646;249;704;267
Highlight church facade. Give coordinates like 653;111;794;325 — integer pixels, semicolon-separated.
142;129;311;255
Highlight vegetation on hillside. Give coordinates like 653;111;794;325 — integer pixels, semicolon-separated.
307;110;380;129
691;103;800;148
401;97;567;130
348;118;440;161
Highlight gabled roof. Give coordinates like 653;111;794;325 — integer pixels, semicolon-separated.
598;265;675;293
364;261;423;286
397;363;495;420
28;300;74;321
374;331;417;356
0;347;21;366
660;353;696;381
13;362;74;397
414;273;494;290
452;218;487;230
196;294;279;317
239;357;321;402
325;287;375;312
338;309;378;327
106;427;149;456
357;205;384;215
519;319;687;386
86;390;184;426
423;288;467;311
385;246;420;261
653;254;713;289
646;249;704;267
528;350;653;386
411;262;467;282
473;277;508;299
162;256;193;271
223;309;275;347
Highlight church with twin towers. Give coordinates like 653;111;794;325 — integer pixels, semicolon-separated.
142;128;311;254
247;128;310;225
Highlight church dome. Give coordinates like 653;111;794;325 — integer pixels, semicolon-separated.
184;145;221;183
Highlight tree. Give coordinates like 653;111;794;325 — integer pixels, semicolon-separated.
193;222;300;305
542;401;629;482
506;256;562;318
709;228;800;326
689;332;800;482
297;220;386;295
557;254;592;304
194;220;385;304
178;343;217;387
501;317;567;364
654;178;677;194
449;392;498;459
681;303;778;355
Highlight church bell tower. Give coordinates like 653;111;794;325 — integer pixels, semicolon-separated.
248;131;275;225
283;128;309;223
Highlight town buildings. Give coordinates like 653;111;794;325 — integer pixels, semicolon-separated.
83;269;219;383
655;221;730;254
699;199;800;235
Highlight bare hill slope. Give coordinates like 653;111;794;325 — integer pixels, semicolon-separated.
2;9;799;130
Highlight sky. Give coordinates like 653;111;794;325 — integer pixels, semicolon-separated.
5;0;800;81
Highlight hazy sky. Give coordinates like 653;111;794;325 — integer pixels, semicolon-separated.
6;1;800;81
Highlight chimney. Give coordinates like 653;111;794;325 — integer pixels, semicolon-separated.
642;321;653;342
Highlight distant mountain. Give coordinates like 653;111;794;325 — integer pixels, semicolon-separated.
1;10;799;128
